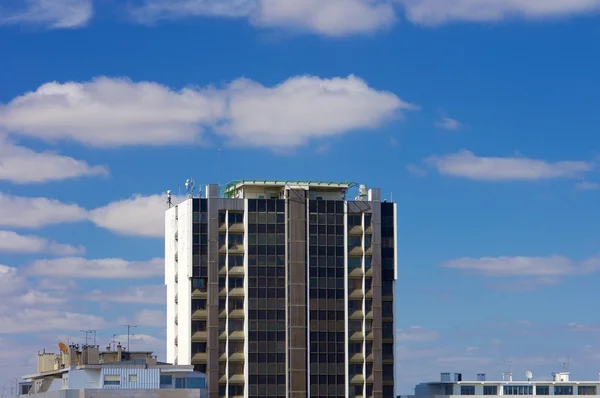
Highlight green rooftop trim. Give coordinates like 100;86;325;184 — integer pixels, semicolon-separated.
223;180;357;198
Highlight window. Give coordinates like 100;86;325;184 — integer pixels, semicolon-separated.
160;375;173;386
536;386;549;395
579;386;597;395
103;375;120;386
128;374;137;383
483;386;497;395
554;386;573;395
504;386;533;395
444;385;454;395
461;386;475;395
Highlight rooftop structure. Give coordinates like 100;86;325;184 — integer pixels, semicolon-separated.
406;371;600;397
222;179;358;200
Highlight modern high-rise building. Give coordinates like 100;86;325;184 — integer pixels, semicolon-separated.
165;181;397;398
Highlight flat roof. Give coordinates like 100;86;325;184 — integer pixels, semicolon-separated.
223;180;356;194
424;380;600;385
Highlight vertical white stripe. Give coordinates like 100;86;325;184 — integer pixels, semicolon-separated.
225;210;229;398
306;195;311;397
344;201;350;397
243;200;249;398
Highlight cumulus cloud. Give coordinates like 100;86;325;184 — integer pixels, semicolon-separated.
435;117;462;131
89;194;178;238
0;138;108;183
0;193;87;228
130;0;396;36
87;285;165;304
20;290;68;305
118;309;166;327
0;230;84;255
396;326;439;342
425;150;594;181
0;265;28;296
0;75;414;150
576;181;599;191
442;254;600;277
0;309;105;333
399;0;600;25
28;257;163;279
0;0;92;28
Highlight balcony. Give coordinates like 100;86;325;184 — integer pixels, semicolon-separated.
349;288;364;300
191;352;207;362
191;331;207;341
349;331;364;341
228;266;245;277
229;374;245;385
229;331;245;341
349;352;364;363
349;310;364;321
229;309;245;319
229;352;245;362
229;287;244;297
348;225;363;235
350;374;365;385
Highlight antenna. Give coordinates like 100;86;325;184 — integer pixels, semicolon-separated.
167;190;173;208
185;178;196;198
111;334;118;351
526;370;533;381
80;330;96;346
217;147;221;194
121;324;137;351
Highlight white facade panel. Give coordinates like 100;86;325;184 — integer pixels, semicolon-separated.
101;368;161;389
176;199;193;365
166;205;178;364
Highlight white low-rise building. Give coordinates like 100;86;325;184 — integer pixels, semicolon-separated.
404;371;600;397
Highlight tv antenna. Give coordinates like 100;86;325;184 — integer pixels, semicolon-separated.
80;330;96;345
167;190;173;208
185;178;196;198
121;324;137;351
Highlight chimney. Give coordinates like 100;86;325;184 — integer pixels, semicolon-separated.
477;374;486;382
117;343;122;362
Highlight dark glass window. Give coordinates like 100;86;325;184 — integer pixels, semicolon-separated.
461;386;476;395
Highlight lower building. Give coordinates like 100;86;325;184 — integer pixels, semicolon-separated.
401;371;600;398
13;343;206;398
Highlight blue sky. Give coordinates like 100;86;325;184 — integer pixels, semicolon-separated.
1;0;600;394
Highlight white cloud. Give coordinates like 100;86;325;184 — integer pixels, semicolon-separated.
396;326;439;342
0;138;107;183
28;257;163;279
406;163;427;177
442;254;600;277
0;75;413;150
20;290;68;305
568;322;600;332
399;0;600;25
88;285;165;304
119;309;166;327
0;265;27;296
0;193;87;228
435;116;462;131
0;309;105;333
0;0;92;28
425;149;594;181
220;75;412;148
576;181;600;191
130;0;396;36
89;194;177;238
0;230;84;255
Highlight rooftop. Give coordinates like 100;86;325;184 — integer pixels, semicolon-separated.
223;180;357;197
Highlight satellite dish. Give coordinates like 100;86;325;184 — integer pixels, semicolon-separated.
526;371;533;380
58;342;69;353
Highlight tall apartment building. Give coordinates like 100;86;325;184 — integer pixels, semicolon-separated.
165;181;397;398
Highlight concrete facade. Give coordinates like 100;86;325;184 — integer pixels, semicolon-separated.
165;181;398;398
